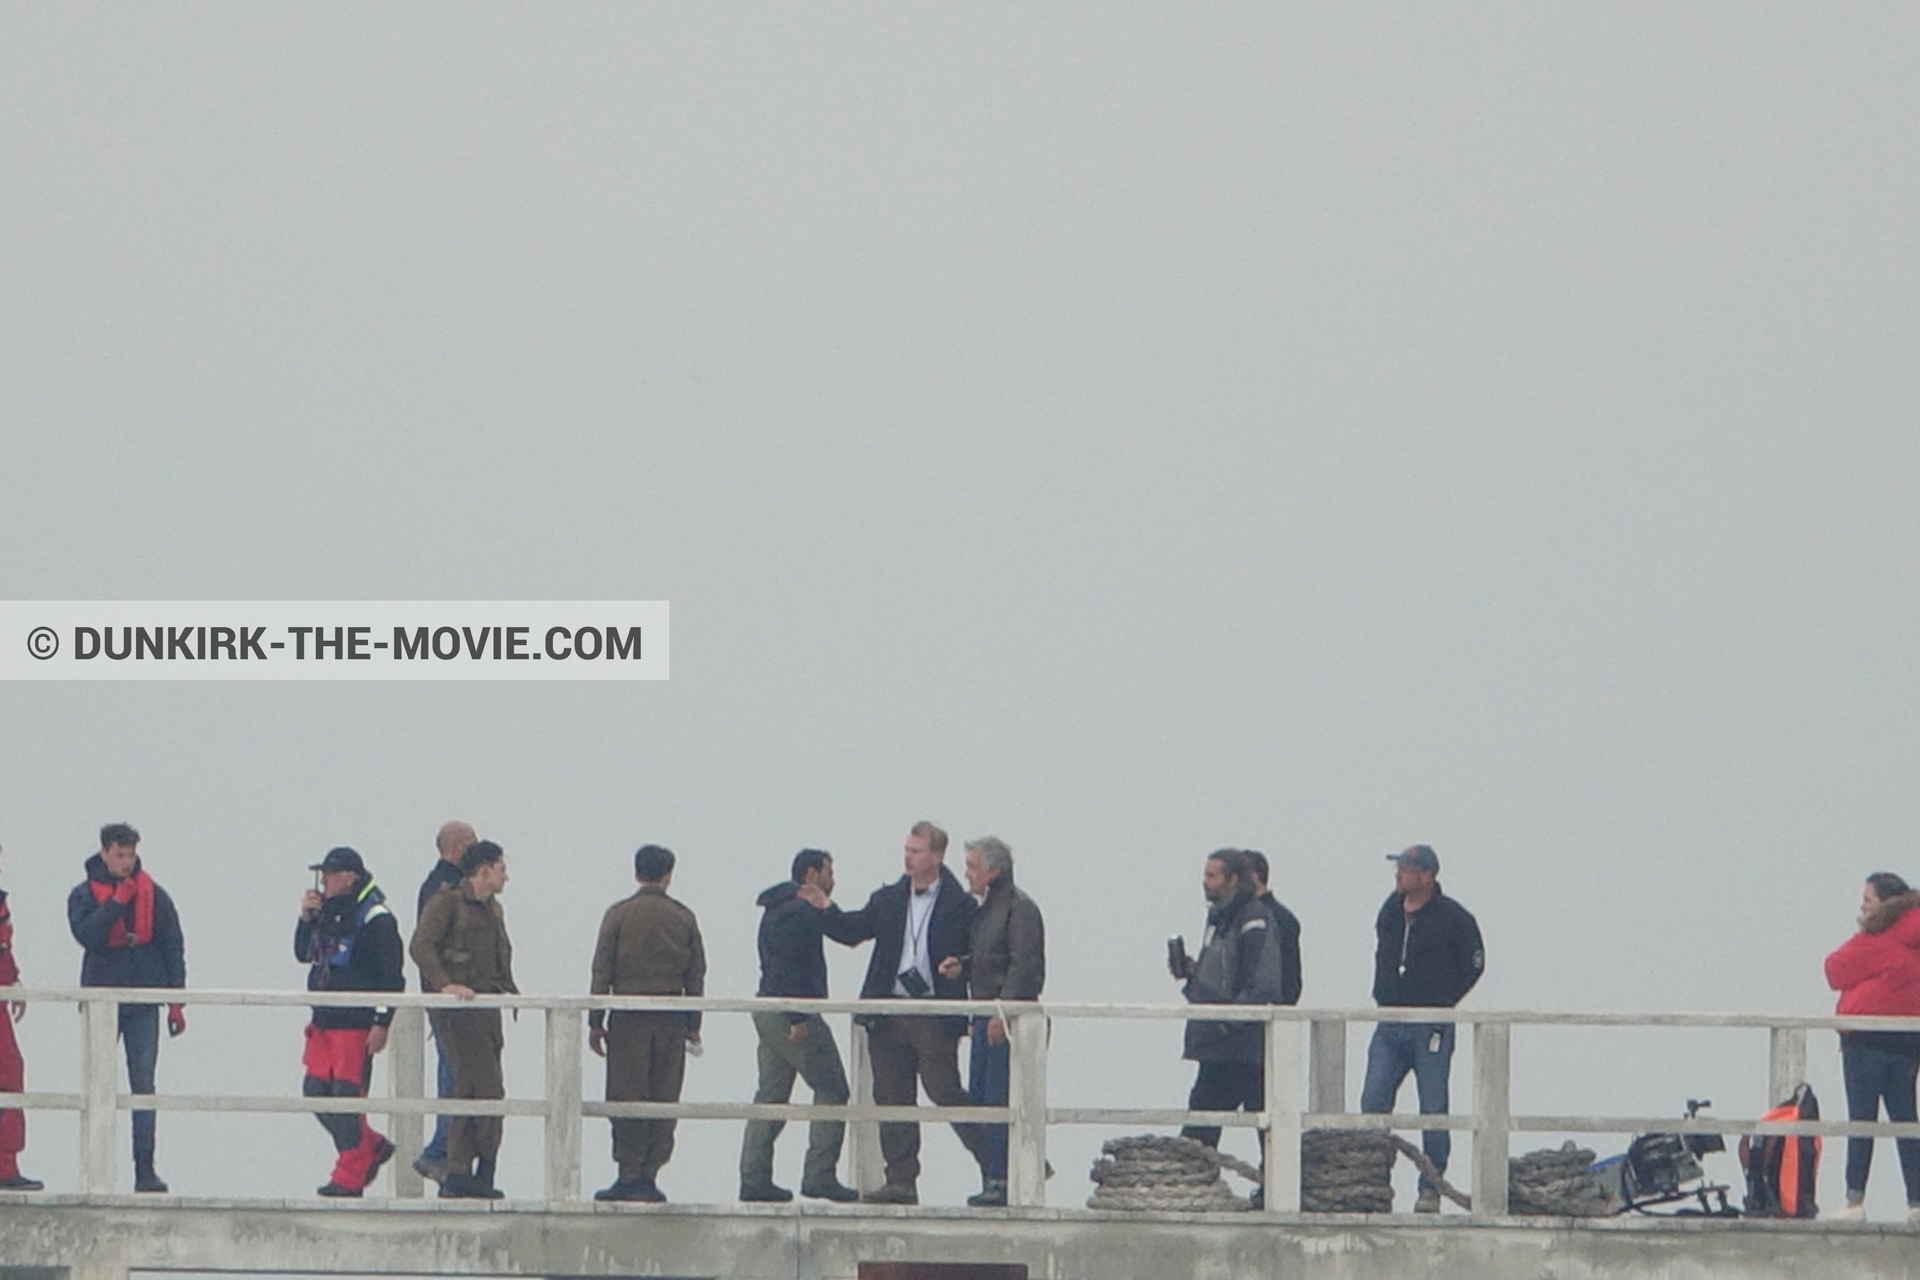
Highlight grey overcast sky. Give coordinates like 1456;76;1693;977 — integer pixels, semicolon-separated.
2;3;1917;1219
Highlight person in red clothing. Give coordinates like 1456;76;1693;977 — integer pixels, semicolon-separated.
1823;871;1920;1222
0;846;42;1191
297;847;405;1197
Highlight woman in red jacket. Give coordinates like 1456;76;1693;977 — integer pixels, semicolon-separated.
1824;872;1920;1222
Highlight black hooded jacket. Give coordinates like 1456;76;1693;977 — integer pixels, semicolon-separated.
67;854;186;990
295;873;405;1029
756;880;830;1023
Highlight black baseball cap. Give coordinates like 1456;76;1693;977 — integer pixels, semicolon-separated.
309;846;366;875
1386;844;1439;873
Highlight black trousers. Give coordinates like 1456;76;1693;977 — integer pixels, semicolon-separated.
1181;1060;1264;1150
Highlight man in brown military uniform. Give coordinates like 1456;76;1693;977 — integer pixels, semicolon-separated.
409;839;517;1200
588;843;705;1202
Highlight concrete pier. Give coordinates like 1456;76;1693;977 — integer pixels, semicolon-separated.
0;1198;1913;1280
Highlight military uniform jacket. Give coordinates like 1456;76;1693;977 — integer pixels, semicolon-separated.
410;881;518;995
590;884;707;1032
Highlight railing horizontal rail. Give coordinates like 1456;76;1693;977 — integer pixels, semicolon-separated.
14;987;1920;1033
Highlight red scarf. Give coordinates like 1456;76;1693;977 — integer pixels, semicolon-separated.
89;871;155;947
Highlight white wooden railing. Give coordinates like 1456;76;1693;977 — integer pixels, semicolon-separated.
0;987;1911;1215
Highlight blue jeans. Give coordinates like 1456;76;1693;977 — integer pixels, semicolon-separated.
418;1019;456;1162
1360;1021;1454;1186
119;1004;160;1168
1841;1033;1920;1202
968;1018;1010;1182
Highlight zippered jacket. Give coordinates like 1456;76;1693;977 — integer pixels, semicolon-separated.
1370;884;1483;1009
1826;891;1920;1018
1182;886;1289;1063
67;854;186;990
295;873;405;1029
756;881;829;1022
966;872;1045;1002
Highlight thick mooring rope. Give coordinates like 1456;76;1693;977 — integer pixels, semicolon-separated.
1086;1135;1262;1211
1088;1131;1603;1214
1506;1141;1611;1217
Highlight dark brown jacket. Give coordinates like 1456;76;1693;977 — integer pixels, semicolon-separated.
590;884;706;1031
967;872;1045;1001
410;881;517;994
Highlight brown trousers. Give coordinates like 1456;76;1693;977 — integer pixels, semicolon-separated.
866;1014;991;1187
606;1011;689;1181
438;1008;504;1170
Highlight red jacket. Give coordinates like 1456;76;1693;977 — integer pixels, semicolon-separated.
1826;892;1920;1017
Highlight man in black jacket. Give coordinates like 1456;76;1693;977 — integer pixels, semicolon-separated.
1359;845;1484;1213
297;847;405;1197
1171;850;1288;1151
819;820;989;1205
412;819;475;1184
1242;850;1304;1006
67;822;187;1194
736;849;858;1203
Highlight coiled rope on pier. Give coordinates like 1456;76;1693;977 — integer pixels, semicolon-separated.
1086;1135;1261;1211
1506;1141;1611;1217
1300;1130;1471;1212
1087;1130;1583;1214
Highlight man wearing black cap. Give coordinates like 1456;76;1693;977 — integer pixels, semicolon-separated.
297;847;405;1197
1359;844;1484;1213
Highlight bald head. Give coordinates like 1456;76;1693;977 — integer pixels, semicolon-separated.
436;820;478;865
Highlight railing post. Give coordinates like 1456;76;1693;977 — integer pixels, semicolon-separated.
1769;1025;1807;1104
80;996;118;1195
1263;1015;1303;1213
1007;1008;1048;1207
1308;1018;1346;1116
1471;1020;1510;1217
847;1019;884;1194
388;1004;426;1198
545;1005;583;1203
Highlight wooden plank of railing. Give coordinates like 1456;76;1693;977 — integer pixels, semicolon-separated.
388;1004;426;1199
544;1006;583;1203
79;998;117;1195
1007;1009;1048;1207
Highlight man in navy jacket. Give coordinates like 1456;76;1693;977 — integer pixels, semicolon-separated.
67;822;186;1193
819;821;989;1204
1360;844;1485;1213
737;848;858;1203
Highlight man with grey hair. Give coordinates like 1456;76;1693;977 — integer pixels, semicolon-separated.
938;834;1045;1207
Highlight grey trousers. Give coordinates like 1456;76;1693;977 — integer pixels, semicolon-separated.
739;1011;850;1189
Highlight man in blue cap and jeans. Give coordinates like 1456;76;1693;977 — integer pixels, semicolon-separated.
1359;844;1484;1213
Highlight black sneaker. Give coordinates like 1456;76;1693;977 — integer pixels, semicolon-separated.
0;1175;44;1192
967;1178;1008;1208
801;1179;860;1203
439;1172;504;1200
317;1181;362;1198
595;1177;664;1203
739;1181;793;1202
134;1168;169;1194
